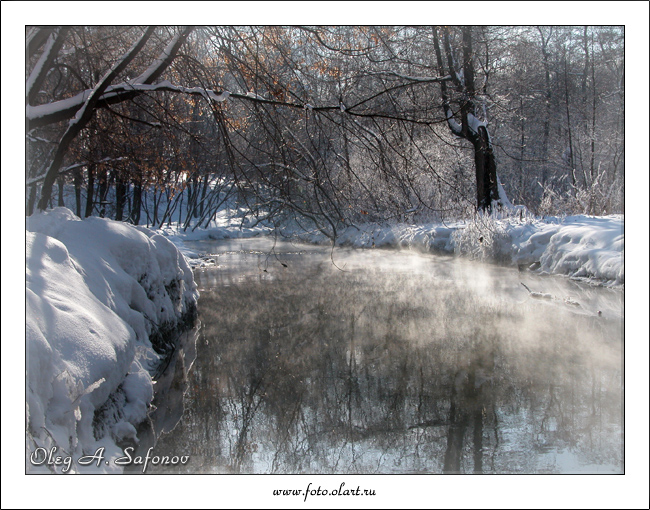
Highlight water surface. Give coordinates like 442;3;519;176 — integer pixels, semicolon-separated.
147;238;623;474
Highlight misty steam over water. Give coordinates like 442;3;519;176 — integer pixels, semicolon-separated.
145;238;623;474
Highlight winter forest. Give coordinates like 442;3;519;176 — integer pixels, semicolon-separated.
18;18;638;501
26;25;624;230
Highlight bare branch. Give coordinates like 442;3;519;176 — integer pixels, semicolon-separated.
37;27;157;210
26;27;70;104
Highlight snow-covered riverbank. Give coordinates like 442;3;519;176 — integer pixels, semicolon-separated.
328;214;624;285
26;208;198;473
164;213;624;287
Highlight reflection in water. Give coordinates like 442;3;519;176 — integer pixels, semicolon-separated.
147;240;623;474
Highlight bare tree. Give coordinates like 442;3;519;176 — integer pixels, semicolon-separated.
26;26;623;224
27;26;194;212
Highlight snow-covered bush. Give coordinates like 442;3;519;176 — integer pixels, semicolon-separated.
26;208;198;472
451;214;513;264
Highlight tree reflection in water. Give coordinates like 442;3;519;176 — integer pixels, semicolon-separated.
147;243;623;474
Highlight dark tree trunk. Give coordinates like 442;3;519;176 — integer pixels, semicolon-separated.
563;47;577;194
518;97;526;204
177;189;184;228
131;179;142;225
115;174;126;221
57;176;65;207
472;126;499;211
152;189;160;226
199;174;209;218
126;182;131;220
98;166;109;218
85;163;95;217
73;168;82;217
27;184;38;216
433;26;507;213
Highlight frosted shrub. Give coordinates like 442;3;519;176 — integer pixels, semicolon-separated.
452;214;512;264
573;172;619;216
537;187;575;217
537;175;620;217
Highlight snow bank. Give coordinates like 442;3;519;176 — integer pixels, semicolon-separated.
26;208;198;473
269;214;623;286
509;215;624;284
288;222;458;253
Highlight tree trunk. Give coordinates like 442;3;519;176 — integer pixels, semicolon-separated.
199;174;209;218
563;46;577;195
26;184;38;216
472;126;499;211
73;168;82;217
115;174;126;221
152;189;160;226
131;179;142;225
98;166;109;218
433;26;508;213
518;97;526;204
85;163;95;217
538;27;553;190
57;176;65;207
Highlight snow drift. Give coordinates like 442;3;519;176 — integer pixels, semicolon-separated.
26;208;198;473
452;214;624;285
261;214;623;286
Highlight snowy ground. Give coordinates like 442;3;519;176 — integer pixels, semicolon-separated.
26;208;198;473
163;212;624;287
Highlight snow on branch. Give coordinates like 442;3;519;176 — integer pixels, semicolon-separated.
27;27;194;130
26;27;69;104
110;81;232;103
132;27;194;85
68;28;156;127
27;82;232;129
27;134;58;144
466;112;487;138
369;71;453;83
26;33;56;98
445;107;463;136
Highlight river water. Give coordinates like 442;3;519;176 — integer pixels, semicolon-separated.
144;238;623;474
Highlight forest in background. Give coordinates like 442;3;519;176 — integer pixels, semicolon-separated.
26;26;624;238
